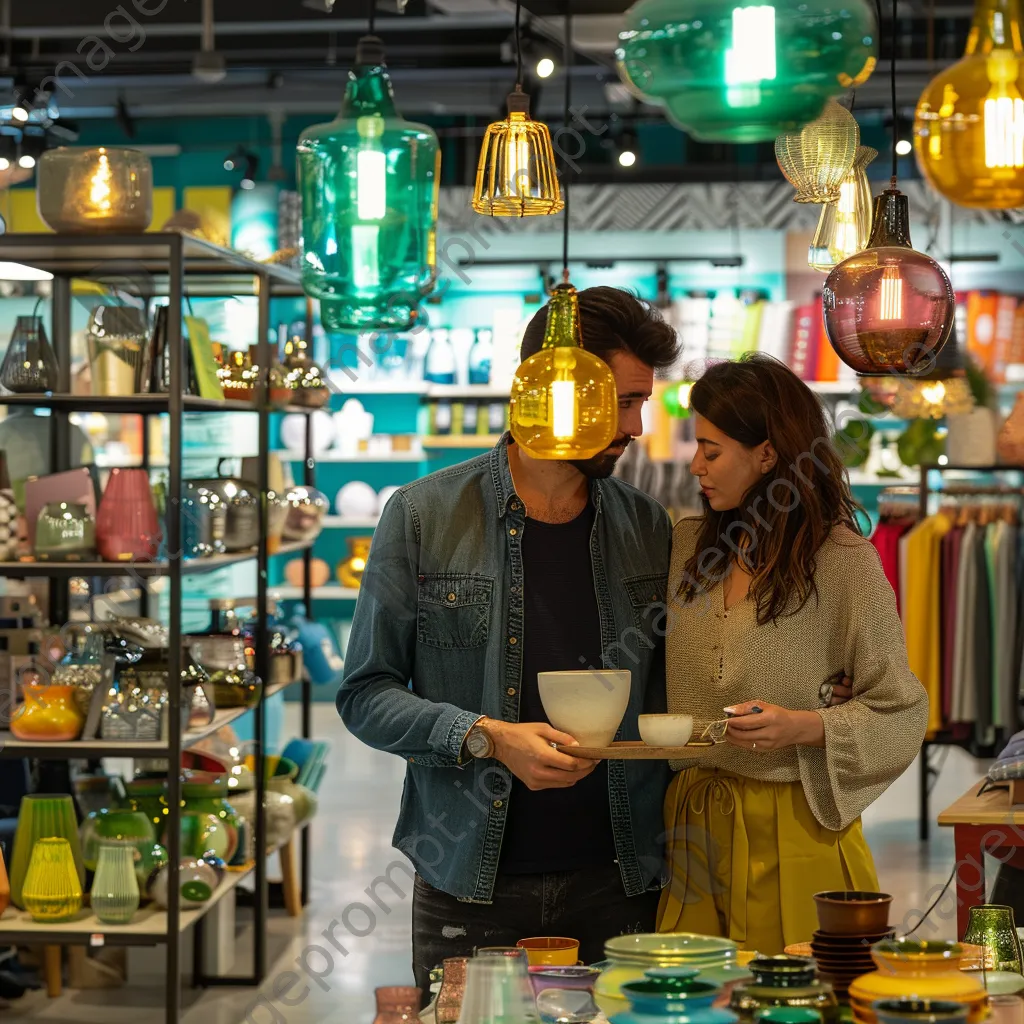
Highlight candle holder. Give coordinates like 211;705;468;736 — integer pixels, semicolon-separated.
86;305;148;396
37;147;153;233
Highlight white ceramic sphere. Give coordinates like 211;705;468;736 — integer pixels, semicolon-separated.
335;481;378;518
280;410;335;455
376;485;400;514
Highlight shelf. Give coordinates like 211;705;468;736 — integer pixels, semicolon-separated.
0;233;302;292
1;395;316;415
807;380;860;395
422;434;502;449
277;449;424;463
269;585;360;601
322;515;380;529
425;384;510;399
327;379;428;396
846;472;916;487
0;677;298;760
0;540;312;579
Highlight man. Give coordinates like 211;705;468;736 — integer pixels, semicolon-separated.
337;286;679;991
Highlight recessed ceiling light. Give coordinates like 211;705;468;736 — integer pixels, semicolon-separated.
0;262;53;281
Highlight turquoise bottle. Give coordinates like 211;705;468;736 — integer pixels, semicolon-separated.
297;35;440;333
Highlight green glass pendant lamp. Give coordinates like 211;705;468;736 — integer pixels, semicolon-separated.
296;5;440;332
615;0;878;143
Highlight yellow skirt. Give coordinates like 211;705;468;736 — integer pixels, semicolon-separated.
657;767;878;954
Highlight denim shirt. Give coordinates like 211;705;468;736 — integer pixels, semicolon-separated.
337;436;672;903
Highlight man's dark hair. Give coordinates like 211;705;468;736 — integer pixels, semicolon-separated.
520;285;680;370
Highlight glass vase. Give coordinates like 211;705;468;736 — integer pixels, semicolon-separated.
963;905;1023;973
10;794;85;909
37;146;153;233
0;316;59;394
188;636;262;709
217;348;258;403
459;957;540;1024
22;837;84;923
86;305;148;396
271;335;330;409
54;623;106;717
10;683;85;742
437;958;470;1024
34;501;97;561
373;986;421;1024
90;840;140;925
95;467;160;562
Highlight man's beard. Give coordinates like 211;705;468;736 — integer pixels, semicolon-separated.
569;437;632;479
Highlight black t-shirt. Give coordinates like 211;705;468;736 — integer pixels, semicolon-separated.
498;502;618;874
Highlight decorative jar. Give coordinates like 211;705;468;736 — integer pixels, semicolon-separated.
9;794;85;909
10;683;85;742
270;335;331;409
22;837;83;923
612;975;739;1024
178;774;241;864
86;305;148;396
0;315;59;394
37;147;153;233
281;485;329;544
436;957;469;1023
96;467;160;562
217;348;258;403
34;501;96;561
90;840;140;925
337;536;372;588
963;906;1023;973
148;856;219;909
730;958;839;1023
53;623;105;717
189;635;262;709
80;809;155;873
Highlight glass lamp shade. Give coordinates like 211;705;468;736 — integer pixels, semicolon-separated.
472;89;564;217
775;99;860;203
87;305;148;396
90;840;140;925
10;793;85;910
615;0;877;143
22;837;83;923
662;381;694;418
914;0;1024;209
509;281;618;460
0;315;59;394
37;147;153;233
808;145;878;272
822;186;955;375
297;35;440;333
962;905;1023;972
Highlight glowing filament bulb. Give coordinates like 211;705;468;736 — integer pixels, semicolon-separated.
355;116;387;221
89;151;113;214
879;265;904;321
921;381;948;406
551;379;577;439
351;225;380;290
983;95;1024;169
505;126;533;197
725;6;776;108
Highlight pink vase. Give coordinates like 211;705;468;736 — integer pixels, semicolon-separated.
96;468;160;562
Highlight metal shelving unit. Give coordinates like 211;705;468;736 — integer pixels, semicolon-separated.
0;233;315;1022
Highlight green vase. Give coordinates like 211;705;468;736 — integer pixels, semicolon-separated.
91;840;140;924
179;777;240;864
297;34;440;332
10;794;85;910
963;905;1023;974
616;0;877;143
22;837;83;923
80;809;155;872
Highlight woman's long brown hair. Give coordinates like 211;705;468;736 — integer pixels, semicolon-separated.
680;353;862;625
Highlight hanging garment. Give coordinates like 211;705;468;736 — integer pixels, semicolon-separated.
993;520;1020;732
975;525;995;746
941;526;965;727
953;521;979;727
871;519;913;616
904;513;952;736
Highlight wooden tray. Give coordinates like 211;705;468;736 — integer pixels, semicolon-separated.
556;740;716;760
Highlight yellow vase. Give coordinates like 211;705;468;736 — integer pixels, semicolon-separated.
10;684;85;742
337;536;373;589
22;837;83;923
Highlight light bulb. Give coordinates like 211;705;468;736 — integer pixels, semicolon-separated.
11;106;28;124
618;149;637;167
725;5;777;109
551;379;577;438
537;57;555;78
0;158;9;171
920;380;948;405
896;139;912;155
89;151;113;213
983;51;1024;167
18;155;35;170
807;145;877;272
879;264;904;321
505;123;533;199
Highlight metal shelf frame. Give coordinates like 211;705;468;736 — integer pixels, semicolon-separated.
0;232;314;1022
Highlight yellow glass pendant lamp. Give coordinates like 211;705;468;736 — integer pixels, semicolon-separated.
808;145;878;272
510;277;618;459
472;87;564;217
775;99;860;203
915;0;1024;208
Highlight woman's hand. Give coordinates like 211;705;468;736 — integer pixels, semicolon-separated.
723;701;826;751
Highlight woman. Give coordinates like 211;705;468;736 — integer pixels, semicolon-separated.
658;353;928;953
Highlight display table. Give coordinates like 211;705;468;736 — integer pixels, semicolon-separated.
938;778;1024;936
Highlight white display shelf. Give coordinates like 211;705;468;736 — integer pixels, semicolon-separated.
807;380;860;395
277;449;424;463
326;379;428;396
846;471;916;487
425;384;510;399
422;434;502;449
269;585;361;600
323;516;380;529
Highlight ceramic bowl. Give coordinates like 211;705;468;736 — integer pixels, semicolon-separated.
870;939;964;976
814;891;893;936
528;965;601;995
537;669;631;747
604;932;739;963
872;1000;971;1024
747;956;819;988
639;714;694;747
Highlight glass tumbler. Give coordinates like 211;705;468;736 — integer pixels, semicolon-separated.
458;956;540;1024
963;905;1023;974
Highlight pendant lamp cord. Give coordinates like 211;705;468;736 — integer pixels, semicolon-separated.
514;0;523;91
368;0;376;34
876;0;899;183
562;7;572;281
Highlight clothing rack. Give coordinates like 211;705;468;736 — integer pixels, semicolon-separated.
912;464;1023;840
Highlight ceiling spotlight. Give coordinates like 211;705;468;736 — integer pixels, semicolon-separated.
896;139;912;156
240;154;258;189
536;57;555;78
18;154;35;170
11;104;28;124
0;158;9;171
618;149;637;167
192;0;226;84
618;129;638;168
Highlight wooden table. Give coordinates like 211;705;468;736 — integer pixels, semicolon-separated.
938;779;1024;936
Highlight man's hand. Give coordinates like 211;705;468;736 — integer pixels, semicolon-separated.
480;720;598;791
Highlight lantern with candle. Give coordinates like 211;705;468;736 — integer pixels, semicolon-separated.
37;147;153;233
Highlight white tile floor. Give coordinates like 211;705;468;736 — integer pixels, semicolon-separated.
5;706;991;1023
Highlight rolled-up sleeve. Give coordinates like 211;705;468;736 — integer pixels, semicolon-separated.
797;541;929;830
336;491;481;767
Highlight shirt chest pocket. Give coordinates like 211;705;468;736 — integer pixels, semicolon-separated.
417;574;495;650
622;573;668;642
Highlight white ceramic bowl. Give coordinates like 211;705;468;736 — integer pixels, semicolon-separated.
638;714;694;748
537;670;631;747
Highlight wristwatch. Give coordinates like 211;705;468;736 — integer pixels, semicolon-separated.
465;718;495;759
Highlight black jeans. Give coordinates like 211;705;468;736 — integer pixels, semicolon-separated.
411;862;661;1002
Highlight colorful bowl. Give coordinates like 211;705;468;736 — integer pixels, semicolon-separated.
528;965;601;995
814;892;894;936
872;1000;971;1024
870;941;965;977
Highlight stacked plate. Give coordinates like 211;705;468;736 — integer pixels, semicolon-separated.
810;928;894;1001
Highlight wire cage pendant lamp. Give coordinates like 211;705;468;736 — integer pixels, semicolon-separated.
508;12;618;459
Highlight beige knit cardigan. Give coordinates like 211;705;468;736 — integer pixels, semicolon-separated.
664;518;929;831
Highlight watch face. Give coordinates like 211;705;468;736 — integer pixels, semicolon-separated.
467;730;490;757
